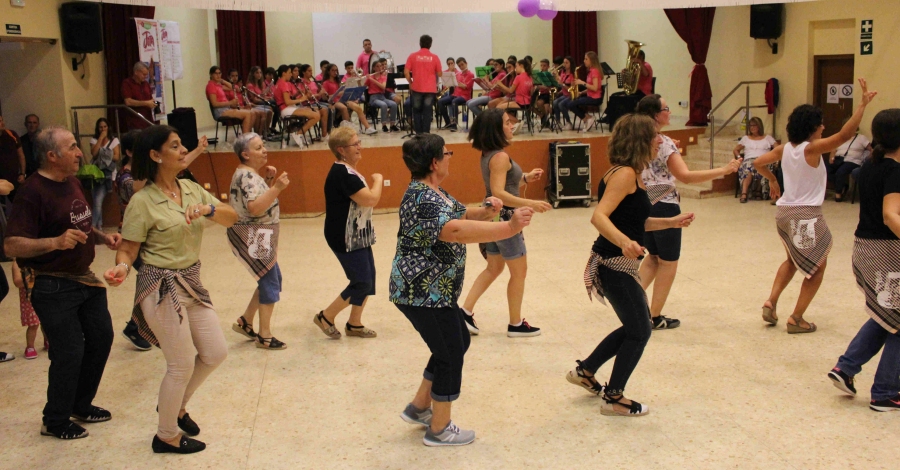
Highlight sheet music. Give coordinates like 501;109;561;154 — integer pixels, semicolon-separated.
441;72;458;87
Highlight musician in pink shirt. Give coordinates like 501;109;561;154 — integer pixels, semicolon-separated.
321;64;376;135
567;51;605;133
300;64;331;139
243;66;276;135
466;60;506;117
437;58;474;132
367;60;399;132
205;66;256;135
356;39;383;73
493;60;534;134
272;64;320;148
403;35;442;134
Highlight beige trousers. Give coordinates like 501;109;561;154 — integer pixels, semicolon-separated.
141;283;227;439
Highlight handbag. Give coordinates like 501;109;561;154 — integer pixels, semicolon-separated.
75;163;105;182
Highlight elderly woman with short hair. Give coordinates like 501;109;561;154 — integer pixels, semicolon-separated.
313;127;384;339
228;133;290;350
391;133;534;446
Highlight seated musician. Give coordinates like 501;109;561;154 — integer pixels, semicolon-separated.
300;64;331;140
437;57;473;132
205;66;257;135
272;64;320;147
487;60;517;109
533;58;553;126
603;50;653;128
315;60;330;82
366;60;400;132
321;63;376;134
244;66;276;136
466;59;506;117
226;68;269;136
627;50;653;97
493;59;533;134
552;56;575;129
566;51;604;132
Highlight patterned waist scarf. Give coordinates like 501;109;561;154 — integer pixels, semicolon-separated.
227;224;280;280
131;262;212;347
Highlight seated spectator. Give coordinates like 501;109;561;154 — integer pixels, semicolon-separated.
732;117;777;203
827;123;872;202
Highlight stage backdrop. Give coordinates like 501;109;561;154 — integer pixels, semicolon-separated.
311;13;492;72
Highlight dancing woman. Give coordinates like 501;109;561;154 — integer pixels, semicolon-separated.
753;78;877;333
827;108;900;411
634;94;740;330
228;133;290;350
391;134;533;446
461;109;550;337
105;125;238;453
567;114;694;416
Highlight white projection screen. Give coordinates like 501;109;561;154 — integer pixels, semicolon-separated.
312;13;493;73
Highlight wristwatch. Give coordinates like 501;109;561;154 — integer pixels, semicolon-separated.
204;204;216;218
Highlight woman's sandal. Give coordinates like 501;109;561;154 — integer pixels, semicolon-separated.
601;390;649;417
761;303;778;325
313;311;341;339
786;316;817;334
255;335;287;350
231;316;257;339
740;193;749;203
566;360;604;395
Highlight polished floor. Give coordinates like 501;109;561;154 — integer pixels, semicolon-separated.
0;196;894;469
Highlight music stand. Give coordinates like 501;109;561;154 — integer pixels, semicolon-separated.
600;62;616;77
339;86;366;104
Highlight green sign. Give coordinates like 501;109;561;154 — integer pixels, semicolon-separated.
860;19;872;39
861;41;873;56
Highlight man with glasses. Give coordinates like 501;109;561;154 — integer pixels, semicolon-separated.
121;62;156;131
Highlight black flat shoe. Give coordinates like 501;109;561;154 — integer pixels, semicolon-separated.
71;405;112;423
152;434;206;454
41;422;89;440
156;406;200;436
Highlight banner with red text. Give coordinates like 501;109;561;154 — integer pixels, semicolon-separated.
134;18;165;116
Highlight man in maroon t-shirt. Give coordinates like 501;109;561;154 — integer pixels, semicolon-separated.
121;62;156;131
404;35;442;134
5;127;120;439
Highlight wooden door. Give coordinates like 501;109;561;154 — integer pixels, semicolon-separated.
813;55;855;140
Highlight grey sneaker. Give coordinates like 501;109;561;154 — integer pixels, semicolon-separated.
423;421;475;447
400;403;432;427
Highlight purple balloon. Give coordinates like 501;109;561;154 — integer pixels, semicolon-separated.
537;8;558;20
518;0;539;17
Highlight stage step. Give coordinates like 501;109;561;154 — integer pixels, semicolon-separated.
675;131;741;199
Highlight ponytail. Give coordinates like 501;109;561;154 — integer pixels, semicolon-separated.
872;143;887;162
870;108;900;163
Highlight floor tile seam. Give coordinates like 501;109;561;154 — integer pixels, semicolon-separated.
245;349;271;468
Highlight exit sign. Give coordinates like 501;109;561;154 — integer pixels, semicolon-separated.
861;41;873;56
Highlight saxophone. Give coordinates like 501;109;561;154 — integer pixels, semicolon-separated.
622;40;645;95
568;66;582;97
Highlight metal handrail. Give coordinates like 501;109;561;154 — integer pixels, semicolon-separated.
70;104;154;148
706;80;772;168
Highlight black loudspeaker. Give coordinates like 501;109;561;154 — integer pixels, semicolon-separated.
167;109;199;151
59;2;103;54
750;4;783;39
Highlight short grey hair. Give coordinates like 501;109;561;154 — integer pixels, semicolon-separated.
133;61;148;73
34;126;70;168
233;132;260;162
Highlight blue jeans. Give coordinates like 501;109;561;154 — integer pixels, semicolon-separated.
566;96;603;120
467;95;491;117
368;93;397;124
827;157;861;194
92;179;111;229
438;95;466;123
553;96;572;124
580;265;652;395
835;318;900;400
30;276;114;428
410;91;435;134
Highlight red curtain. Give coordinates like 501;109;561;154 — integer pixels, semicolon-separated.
215;10;267;77
552;11;598;64
665;7;715;126
102;4;155;129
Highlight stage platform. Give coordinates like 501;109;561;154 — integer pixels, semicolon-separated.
100;124;709;226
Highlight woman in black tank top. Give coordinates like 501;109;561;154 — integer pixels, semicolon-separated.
566;114;695;417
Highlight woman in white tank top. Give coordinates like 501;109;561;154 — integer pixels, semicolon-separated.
752;78;877;334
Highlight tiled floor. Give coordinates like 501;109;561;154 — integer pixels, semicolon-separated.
0;196;894;469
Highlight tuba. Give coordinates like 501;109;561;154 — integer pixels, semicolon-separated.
622;40;645;95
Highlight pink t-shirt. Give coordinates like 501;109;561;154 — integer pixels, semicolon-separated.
206;81;228;106
638;62;653;96
513;73;533;105
274;80;296;110
586;68;602;99
322;80;341;97
357;51;373;72
558;72;573;97
367;74;387;95
488;71;507;99
305;79;319;95
314;73;324;82
406;48;442;94
453;70;475;100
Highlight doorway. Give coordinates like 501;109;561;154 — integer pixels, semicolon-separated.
813;54;854;141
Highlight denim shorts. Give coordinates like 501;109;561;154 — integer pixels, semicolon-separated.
257;262;282;304
212;107;227;120
484;232;527;260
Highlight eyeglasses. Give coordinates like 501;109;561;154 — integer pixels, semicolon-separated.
661;107;670;112
341;141;362;148
443;151;454;157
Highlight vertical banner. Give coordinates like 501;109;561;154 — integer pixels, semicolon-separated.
134;18;166;116
158;21;184;81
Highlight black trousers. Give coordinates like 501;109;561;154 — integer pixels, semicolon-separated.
411;91;436;134
30;276;113;428
581;266;652;396
396;303;471;402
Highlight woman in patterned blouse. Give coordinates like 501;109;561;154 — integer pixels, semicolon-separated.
390;134;533;447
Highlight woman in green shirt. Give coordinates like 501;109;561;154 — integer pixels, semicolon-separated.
104;125;237;454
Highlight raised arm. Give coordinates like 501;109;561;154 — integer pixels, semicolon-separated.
806;78;877;158
667;149;740;184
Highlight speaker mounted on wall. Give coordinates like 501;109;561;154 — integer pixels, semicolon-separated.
750;3;783;54
59;1;103;54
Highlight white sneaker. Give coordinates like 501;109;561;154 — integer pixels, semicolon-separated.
364;126;377;135
581;117;594;133
290;133;306;148
511;122;522;135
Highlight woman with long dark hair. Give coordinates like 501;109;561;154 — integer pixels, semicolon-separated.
320;63;376;134
104;125;238;453
754;78;877;333
567;114;694;416
88;117;120;229
493;59;534;134
828;108;900;412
